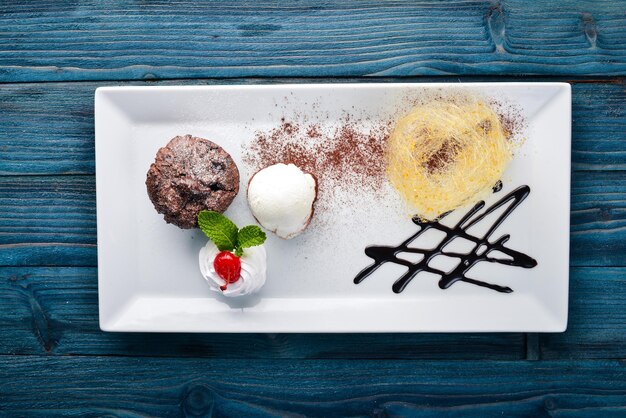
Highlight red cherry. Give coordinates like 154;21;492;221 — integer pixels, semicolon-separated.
213;251;241;291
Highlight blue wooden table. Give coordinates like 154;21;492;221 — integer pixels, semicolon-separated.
1;1;625;416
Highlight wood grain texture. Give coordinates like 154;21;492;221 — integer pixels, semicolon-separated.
2;267;623;360
1;79;624;176
0;356;625;417
0;267;525;359
0;0;624;413
0;0;625;82
0;84;95;175
540;267;626;359
0;176;96;266
1;170;624;267
571;79;626;170
570;170;626;266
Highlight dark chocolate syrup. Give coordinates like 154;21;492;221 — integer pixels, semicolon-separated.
354;185;537;293
492;180;503;193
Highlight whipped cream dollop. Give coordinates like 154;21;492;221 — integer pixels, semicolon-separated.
247;163;317;239
199;241;267;297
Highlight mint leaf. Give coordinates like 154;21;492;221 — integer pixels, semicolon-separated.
237;225;267;250
197;211;238;251
234;246;244;258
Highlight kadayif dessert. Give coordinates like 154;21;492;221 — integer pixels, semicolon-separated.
386;100;513;220
146;135;240;228
247;163;317;239
198;211;267;297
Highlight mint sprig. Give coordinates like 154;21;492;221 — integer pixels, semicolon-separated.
198;211;266;256
237;225;266;254
197;211;238;251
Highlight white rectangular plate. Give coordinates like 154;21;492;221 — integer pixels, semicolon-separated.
95;83;570;332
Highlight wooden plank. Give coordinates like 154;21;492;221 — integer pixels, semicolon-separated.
0;356;625;417
0;83;95;175
571;79;626;171
570;170;626;266
1;79;624;176
0;176;96;266
1;0;625;82
2;169;624;267
0;267;524;359
3;267;623;360
540;267;626;359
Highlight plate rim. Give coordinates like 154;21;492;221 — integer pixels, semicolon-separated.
95;82;571;333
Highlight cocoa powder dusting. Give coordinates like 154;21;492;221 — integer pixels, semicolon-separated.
424;141;460;174
243;94;526;225
489;100;527;141
306;125;322;138
243;116;390;214
477;119;492;134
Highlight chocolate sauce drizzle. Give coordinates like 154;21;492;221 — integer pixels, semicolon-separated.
354;185;537;293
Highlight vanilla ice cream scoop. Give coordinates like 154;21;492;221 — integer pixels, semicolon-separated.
247;163;317;239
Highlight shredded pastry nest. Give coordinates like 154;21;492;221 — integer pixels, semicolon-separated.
387;99;513;220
